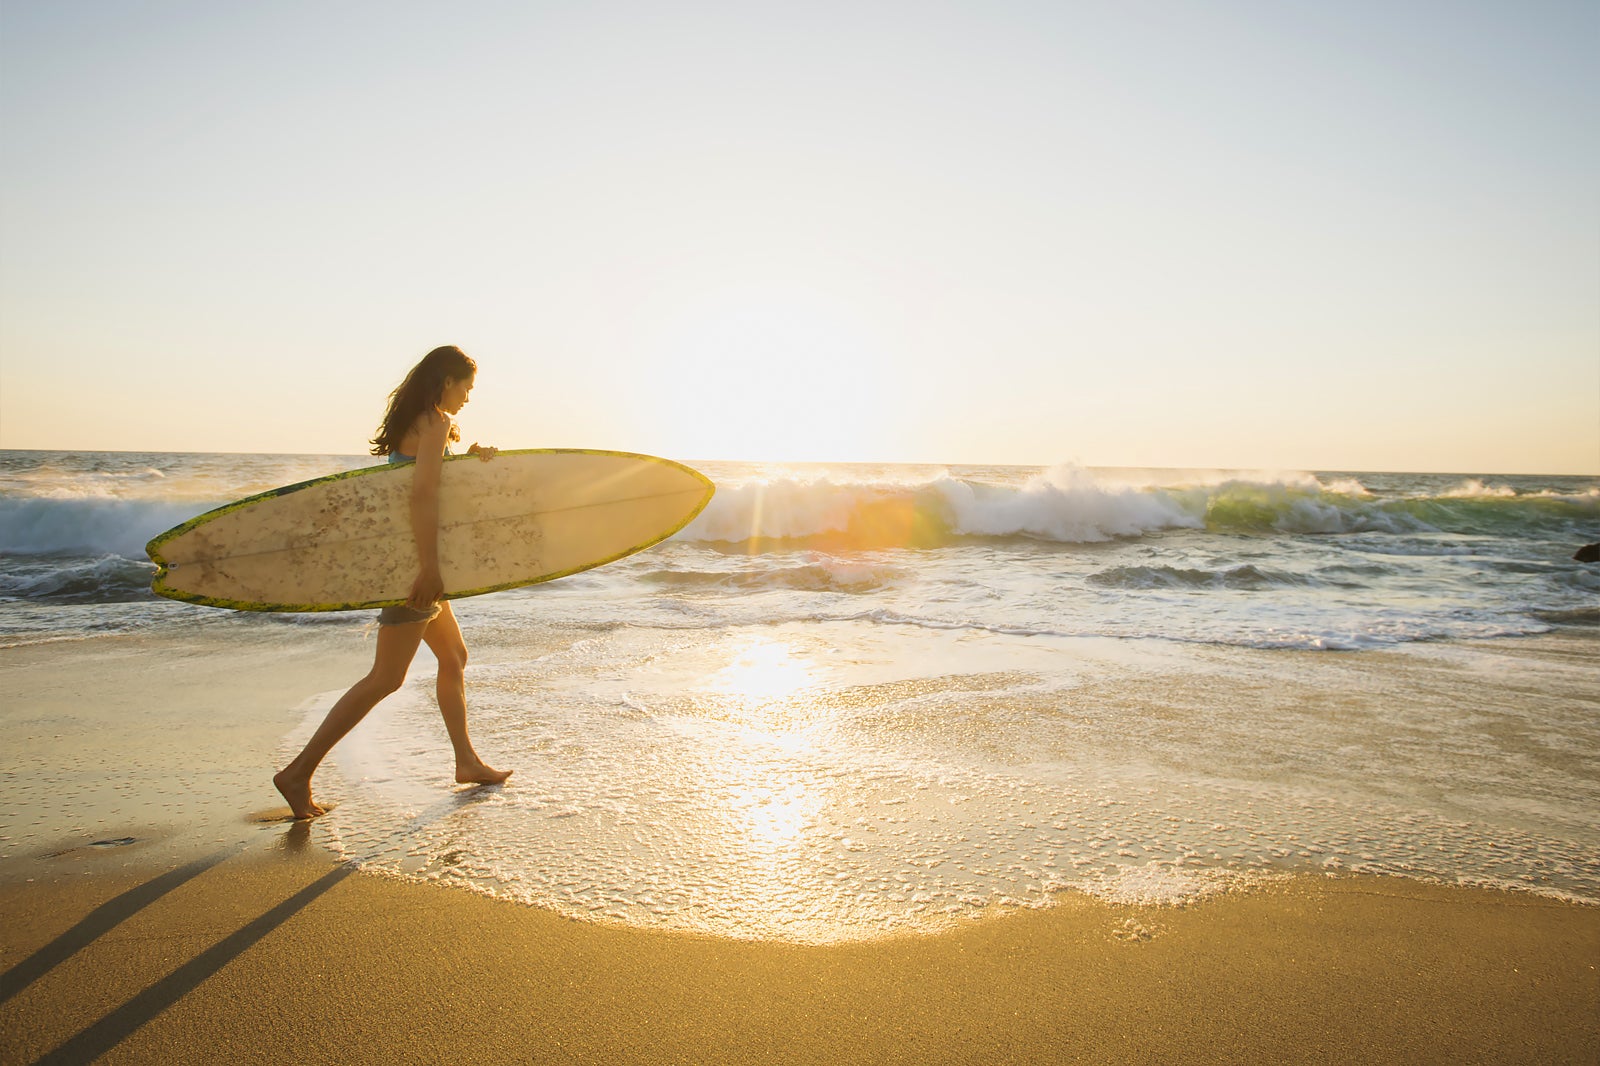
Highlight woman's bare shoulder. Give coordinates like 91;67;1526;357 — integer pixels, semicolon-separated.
414;408;451;440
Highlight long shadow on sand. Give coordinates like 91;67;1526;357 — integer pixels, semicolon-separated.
23;787;499;1065
0;848;237;1007
30;862;357;1066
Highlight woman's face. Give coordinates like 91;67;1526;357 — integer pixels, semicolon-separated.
439;374;474;415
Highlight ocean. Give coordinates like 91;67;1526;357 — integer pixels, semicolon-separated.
3;449;1598;941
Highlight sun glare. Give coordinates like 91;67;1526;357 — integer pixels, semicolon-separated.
708;638;816;703
726;781;812;851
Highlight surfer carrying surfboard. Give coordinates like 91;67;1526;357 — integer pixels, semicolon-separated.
273;345;511;819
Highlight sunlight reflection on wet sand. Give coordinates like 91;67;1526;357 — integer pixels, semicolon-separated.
299;622;1600;943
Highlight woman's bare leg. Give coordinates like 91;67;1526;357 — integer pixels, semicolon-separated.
423;602;511;785
273;622;429;818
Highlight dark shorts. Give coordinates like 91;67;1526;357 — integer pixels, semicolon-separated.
377;602;443;626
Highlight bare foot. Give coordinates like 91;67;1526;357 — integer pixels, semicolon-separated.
273;768;326;820
456;761;512;786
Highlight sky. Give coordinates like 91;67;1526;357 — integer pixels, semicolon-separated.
1;0;1595;472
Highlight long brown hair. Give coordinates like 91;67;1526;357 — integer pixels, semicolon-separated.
369;345;477;456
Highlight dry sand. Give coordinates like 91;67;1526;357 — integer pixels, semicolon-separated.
2;853;1595;1065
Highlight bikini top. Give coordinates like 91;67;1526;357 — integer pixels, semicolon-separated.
387;446;453;464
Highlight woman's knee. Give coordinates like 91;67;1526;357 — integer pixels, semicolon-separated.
365;667;409;697
438;642;468;675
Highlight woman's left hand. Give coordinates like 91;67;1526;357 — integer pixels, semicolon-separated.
468;442;499;462
408;567;444;609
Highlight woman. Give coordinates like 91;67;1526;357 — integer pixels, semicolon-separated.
274;345;510;819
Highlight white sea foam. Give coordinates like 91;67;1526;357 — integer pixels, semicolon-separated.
1319;477;1372;496
1443;479;1519;498
1076;863;1272;906
937;465;1201;542
0;465;168;498
682;476;903;542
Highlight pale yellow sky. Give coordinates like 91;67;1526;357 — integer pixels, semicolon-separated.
1;1;1596;473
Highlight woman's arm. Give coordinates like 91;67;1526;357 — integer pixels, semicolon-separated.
406;412;452;608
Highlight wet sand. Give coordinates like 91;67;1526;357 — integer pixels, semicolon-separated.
1;856;1595;1065
0;625;376;863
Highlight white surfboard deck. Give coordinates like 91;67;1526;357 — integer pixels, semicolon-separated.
146;449;714;612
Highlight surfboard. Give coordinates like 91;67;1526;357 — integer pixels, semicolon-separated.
146;449;715;612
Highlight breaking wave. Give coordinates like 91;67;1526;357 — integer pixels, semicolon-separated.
1;496;217;557
680;467;1599;548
